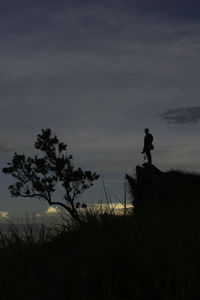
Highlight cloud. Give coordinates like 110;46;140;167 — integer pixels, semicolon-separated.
160;106;200;124
2;0;200;216
0;143;16;154
45;206;60;214
0;211;9;218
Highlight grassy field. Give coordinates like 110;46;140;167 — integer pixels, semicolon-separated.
1;169;200;299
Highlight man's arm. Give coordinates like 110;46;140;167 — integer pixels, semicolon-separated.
142;136;146;153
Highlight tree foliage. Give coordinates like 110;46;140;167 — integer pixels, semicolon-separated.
3;129;99;221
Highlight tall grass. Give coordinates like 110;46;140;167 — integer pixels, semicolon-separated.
0;170;200;299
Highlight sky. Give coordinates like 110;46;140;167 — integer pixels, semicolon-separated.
1;0;200;221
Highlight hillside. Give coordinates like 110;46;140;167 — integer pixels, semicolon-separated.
0;166;200;299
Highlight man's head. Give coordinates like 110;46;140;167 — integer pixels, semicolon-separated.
144;128;149;134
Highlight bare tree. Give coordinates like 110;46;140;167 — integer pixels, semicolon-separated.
3;129;99;222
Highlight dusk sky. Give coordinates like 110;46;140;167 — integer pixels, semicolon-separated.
1;0;200;221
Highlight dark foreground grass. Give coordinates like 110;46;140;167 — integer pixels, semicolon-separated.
1;171;200;299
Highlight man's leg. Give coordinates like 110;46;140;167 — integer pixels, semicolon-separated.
146;150;152;164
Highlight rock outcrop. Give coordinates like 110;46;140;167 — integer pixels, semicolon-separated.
126;164;166;210
126;163;200;218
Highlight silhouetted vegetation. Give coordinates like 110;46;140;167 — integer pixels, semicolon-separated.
0;165;200;299
3;129;99;222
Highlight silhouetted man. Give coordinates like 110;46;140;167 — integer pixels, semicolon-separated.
141;128;154;165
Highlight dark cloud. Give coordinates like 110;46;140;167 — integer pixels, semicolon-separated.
1;0;200;37
160;106;200;124
133;0;200;20
53;0;200;21
1;0;200;217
